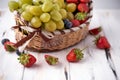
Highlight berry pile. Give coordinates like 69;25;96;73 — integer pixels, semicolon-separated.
8;0;90;32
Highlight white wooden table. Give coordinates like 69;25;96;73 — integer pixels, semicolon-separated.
0;9;120;80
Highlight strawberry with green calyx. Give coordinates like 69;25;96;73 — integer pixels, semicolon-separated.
75;12;87;21
4;41;16;52
18;54;36;67
45;55;58;65
94;36;111;49
66;48;84;62
89;27;102;35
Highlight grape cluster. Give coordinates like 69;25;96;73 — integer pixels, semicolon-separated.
8;0;82;32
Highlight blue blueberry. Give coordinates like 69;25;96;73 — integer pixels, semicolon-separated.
1;38;10;45
63;19;69;25
16;49;21;56
65;22;73;29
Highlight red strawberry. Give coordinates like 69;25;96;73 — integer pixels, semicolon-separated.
4;41;16;52
45;55;58;65
66;0;78;3
71;19;80;27
89;27;102;35
95;36;111;49
18;54;36;67
78;3;89;12
66;48;84;62
80;0;90;3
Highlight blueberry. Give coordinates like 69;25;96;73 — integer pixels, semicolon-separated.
1;38;10;45
16;49;21;56
65;22;73;29
63;19;69;25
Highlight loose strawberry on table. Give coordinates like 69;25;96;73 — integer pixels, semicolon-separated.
4;41;16;52
95;36;111;49
66;48;84;62
18;53;36;67
89;27;102;35
44;55;58;65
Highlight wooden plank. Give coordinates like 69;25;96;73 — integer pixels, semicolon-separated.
97;10;120;80
23;50;70;80
0;10;24;80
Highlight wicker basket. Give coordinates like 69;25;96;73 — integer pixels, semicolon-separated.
13;1;93;52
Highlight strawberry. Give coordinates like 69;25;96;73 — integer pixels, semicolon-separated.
66;48;84;62
80;0;90;3
89;27;102;35
71;19;80;27
66;0;78;3
4;41;16;52
75;12;87;21
78;3;89;12
44;55;58;65
95;36;111;49
18;54;36;67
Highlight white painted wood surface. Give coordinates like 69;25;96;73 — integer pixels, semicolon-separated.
0;9;120;80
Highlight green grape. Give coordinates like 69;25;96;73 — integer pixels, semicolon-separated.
29;6;43;16
32;1;40;6
66;3;76;12
52;3;60;11
40;13;51;22
53;0;65;8
8;1;19;12
59;9;67;19
67;12;74;20
22;4;28;10
30;17;42;28
55;20;64;30
25;5;32;11
50;10;62;21
18;0;32;7
18;8;24;14
21;11;33;21
42;1;53;12
45;20;57;32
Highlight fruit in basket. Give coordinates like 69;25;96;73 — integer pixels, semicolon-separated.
30;16;42;28
66;0;78;3
29;6;43;16
21;11;33;21
18;53;36;67
66;48;84;62
8;1;19;12
42;1;53;12
59;9;67;19
45;20;57;32
45;55;58;65
71;19;80;27
50;10;62;21
55;20;64;30
66;3;77;12
18;0;32;7
40;13;51;22
80;0;90;3
78;3;89;12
